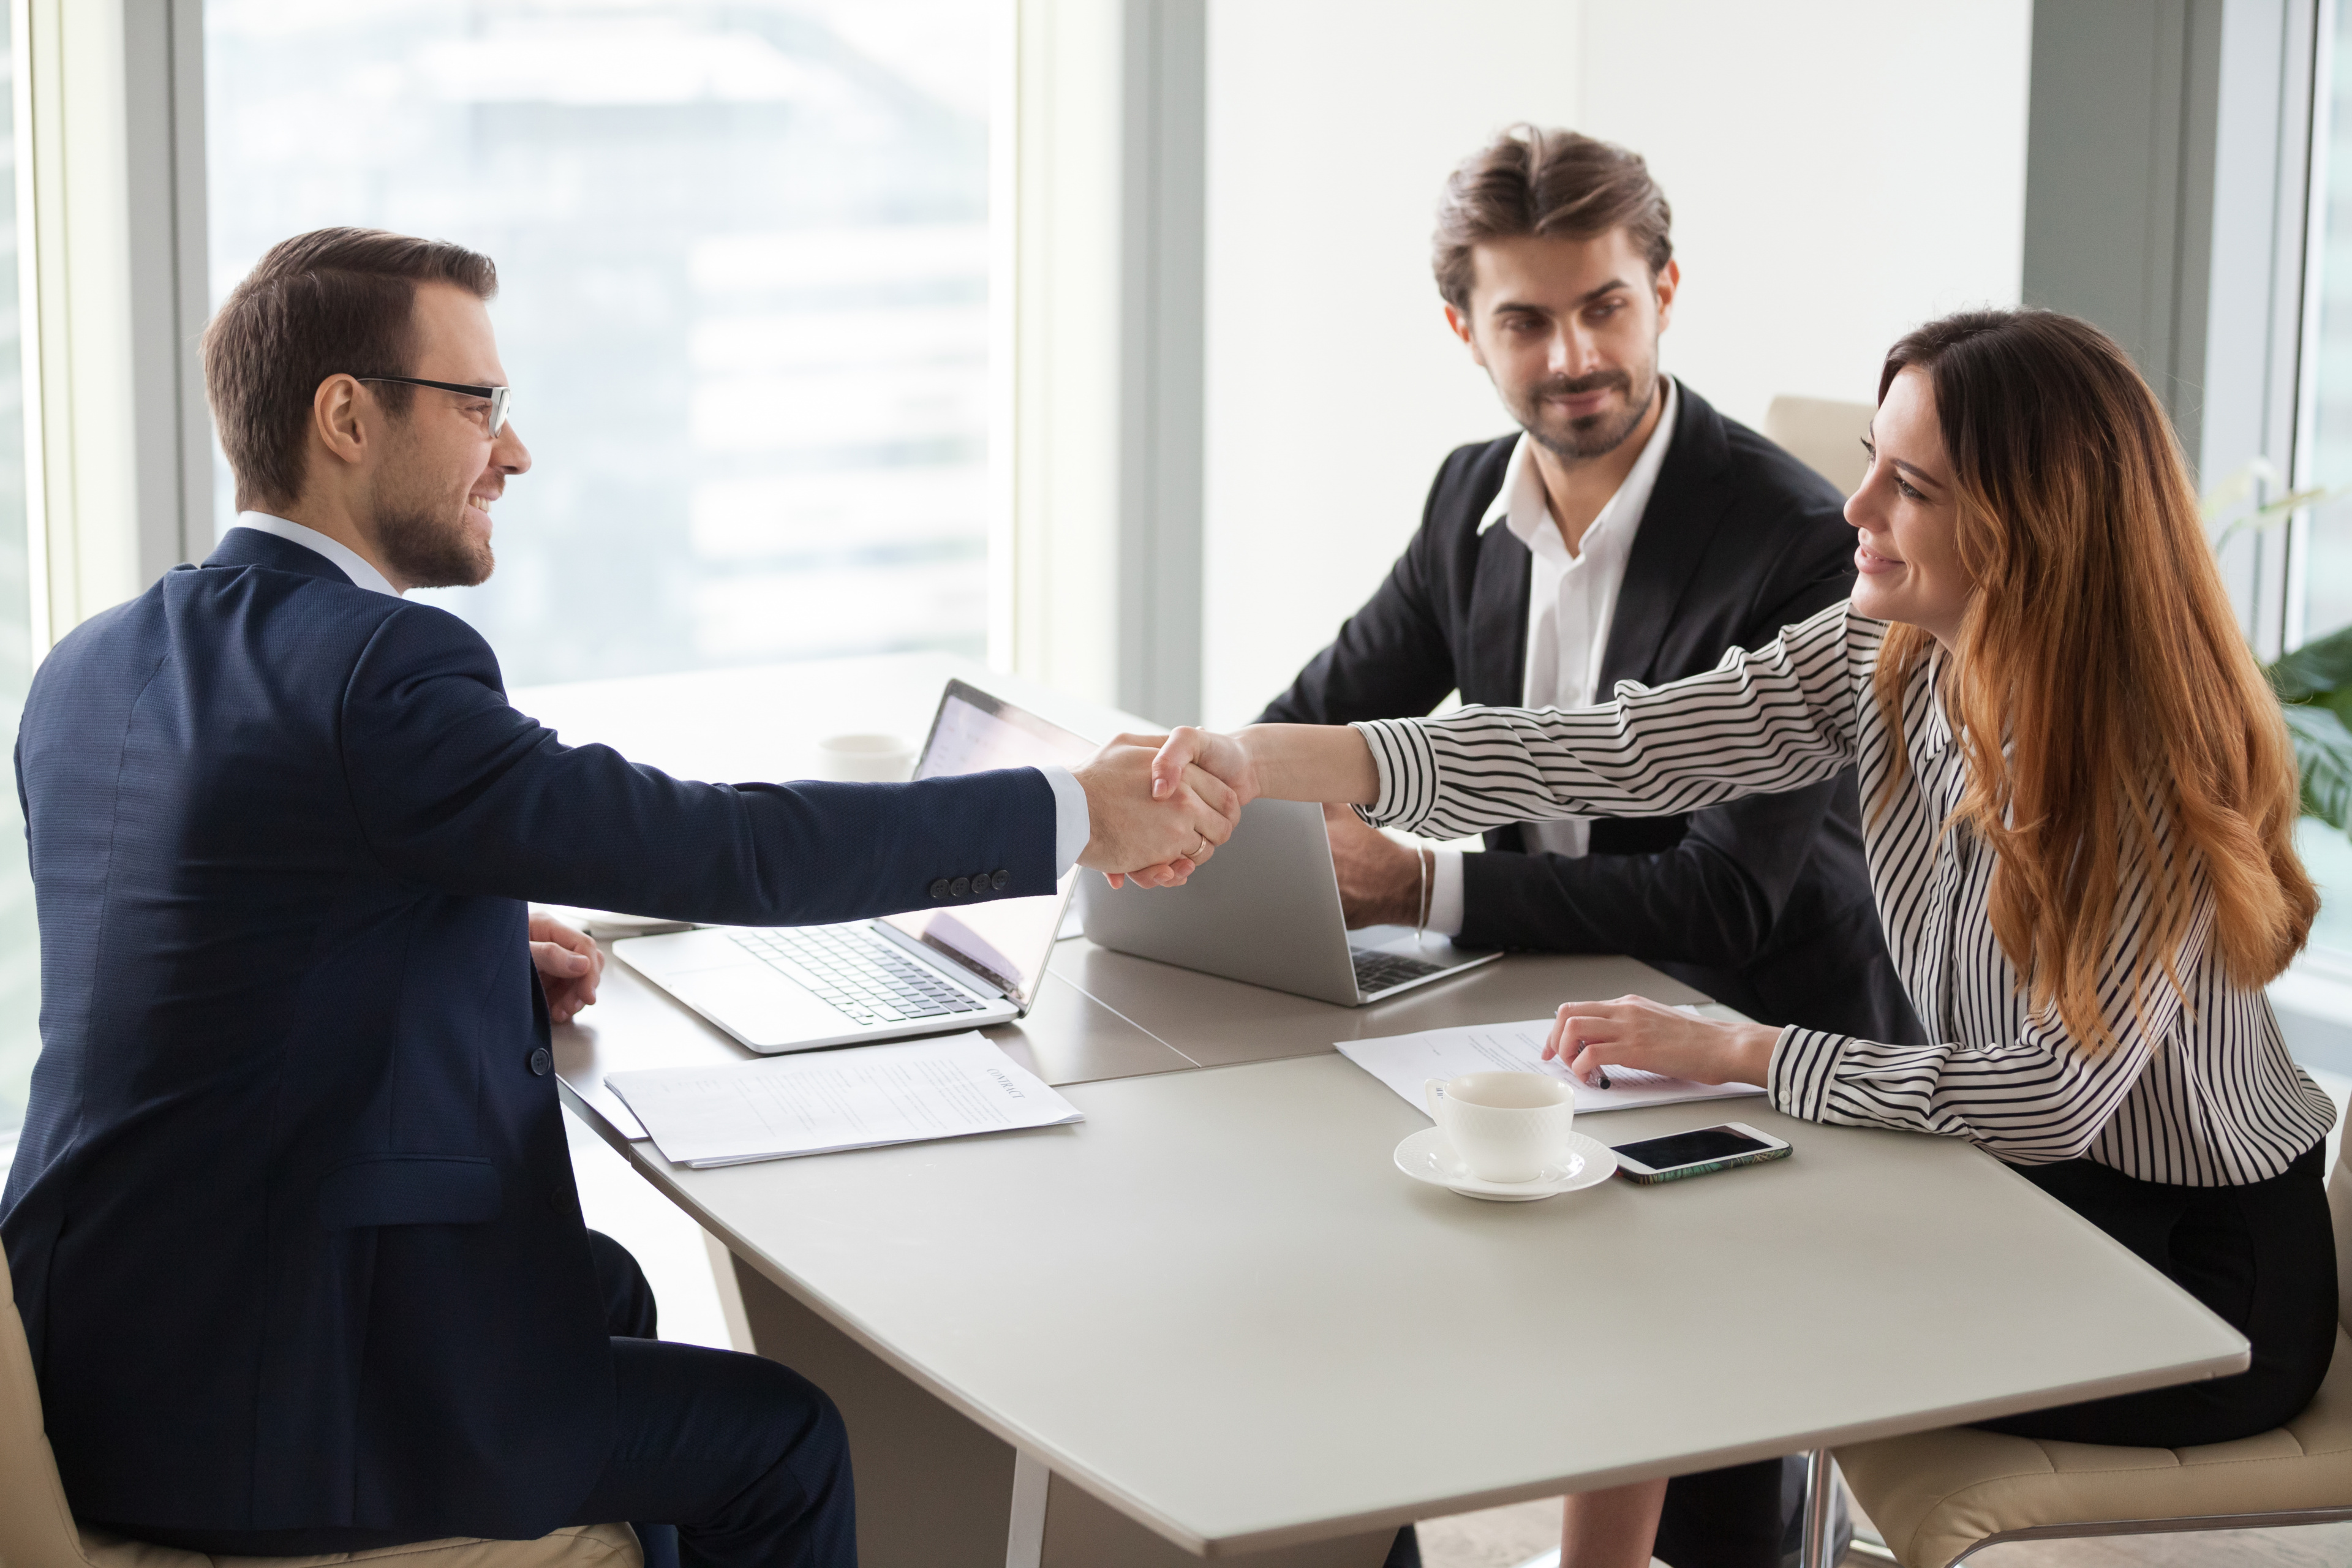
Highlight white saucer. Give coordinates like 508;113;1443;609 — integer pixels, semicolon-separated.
1393;1127;1618;1202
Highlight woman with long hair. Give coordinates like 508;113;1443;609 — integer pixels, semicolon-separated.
1152;309;2338;1568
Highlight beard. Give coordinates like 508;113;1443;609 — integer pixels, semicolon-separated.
375;497;493;589
1509;358;1660;463
369;461;495;589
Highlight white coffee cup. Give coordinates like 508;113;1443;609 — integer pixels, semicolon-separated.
815;732;916;783
1423;1071;1577;1184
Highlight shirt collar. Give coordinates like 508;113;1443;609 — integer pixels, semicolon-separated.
231;511;401;598
1479;375;1679;548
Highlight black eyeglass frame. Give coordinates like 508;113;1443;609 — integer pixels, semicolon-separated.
355;375;514;436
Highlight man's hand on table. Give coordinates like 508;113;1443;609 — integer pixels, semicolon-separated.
1076;734;1241;889
1323;804;1425;928
531;913;605;1024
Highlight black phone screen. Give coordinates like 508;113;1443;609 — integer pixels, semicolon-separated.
1613;1125;1774;1170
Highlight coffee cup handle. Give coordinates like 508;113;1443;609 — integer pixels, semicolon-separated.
1423;1079;1446;1119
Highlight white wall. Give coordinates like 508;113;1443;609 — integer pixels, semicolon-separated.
1578;0;2032;431
1199;1;1584;727
1198;0;2031;728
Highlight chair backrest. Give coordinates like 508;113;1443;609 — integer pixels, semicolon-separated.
2329;1133;2352;1336
0;1242;100;1568
1762;394;1874;498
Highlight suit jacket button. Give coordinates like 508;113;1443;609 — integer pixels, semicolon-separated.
929;878;951;899
528;1047;552;1077
950;876;971;898
991;869;1011;891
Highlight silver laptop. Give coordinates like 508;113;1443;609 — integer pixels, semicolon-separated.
1080;798;1499;1005
615;680;1091;1054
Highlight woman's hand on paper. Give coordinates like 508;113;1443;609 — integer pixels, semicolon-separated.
1542;995;1781;1090
531;912;605;1025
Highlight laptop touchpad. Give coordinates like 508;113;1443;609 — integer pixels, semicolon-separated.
665;967;851;1048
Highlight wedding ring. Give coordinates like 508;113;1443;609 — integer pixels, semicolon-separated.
1190;834;1210;860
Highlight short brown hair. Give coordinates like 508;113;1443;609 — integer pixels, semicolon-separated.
203;227;497;511
1431;126;1673;311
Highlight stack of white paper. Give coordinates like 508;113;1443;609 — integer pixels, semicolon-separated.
607;1033;1084;1168
1339;1015;1763;1117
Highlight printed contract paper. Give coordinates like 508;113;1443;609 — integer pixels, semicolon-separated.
1339;1012;1763;1116
608;1033;1082;1167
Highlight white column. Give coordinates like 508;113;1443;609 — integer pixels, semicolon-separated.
13;0;208;650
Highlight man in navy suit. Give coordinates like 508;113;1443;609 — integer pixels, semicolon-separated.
0;228;1233;1567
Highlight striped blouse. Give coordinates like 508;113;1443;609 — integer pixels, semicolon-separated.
1354;601;2335;1186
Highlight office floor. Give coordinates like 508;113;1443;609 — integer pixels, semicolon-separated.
569;1071;2352;1568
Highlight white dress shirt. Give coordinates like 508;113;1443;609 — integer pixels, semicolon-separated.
227;513;1094;875
233;510;401;597
1425;377;1678;934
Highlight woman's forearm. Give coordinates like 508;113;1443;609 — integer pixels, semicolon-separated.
1237;723;1381;806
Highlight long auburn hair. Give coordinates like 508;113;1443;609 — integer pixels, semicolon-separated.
1871;309;2314;1050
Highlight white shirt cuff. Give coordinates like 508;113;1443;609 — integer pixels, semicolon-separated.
1427;847;1466;937
1039;765;1089;878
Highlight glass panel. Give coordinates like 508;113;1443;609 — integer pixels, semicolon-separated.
202;1;993;688
2307;9;2352;647
0;8;37;1139
2293;10;2352;967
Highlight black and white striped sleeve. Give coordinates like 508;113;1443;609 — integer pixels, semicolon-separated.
1768;880;2211;1164
1352;601;1873;841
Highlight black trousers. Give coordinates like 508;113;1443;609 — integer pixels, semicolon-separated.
1978;1138;2339;1444
104;1232;857;1568
1632;1137;2342;1568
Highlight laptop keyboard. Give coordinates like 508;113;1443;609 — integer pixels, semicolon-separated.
729;924;992;1026
1350;948;1447;993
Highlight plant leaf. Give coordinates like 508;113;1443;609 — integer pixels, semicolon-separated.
2201;458;2278;522
2283;703;2352;831
2209;485;2345;554
2267;621;2352;703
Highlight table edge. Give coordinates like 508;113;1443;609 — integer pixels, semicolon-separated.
560;1087;2250;1556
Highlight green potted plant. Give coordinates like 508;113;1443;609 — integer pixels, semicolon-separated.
2206;460;2352;830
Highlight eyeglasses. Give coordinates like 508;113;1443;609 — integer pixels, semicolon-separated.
355;375;514;437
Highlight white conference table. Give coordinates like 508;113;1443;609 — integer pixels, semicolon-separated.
529;654;2249;1567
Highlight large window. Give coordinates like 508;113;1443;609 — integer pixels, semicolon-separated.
0;12;40;1139
203;0;995;688
2298;4;2352;965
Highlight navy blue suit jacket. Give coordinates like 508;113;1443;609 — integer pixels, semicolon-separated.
0;528;1058;1536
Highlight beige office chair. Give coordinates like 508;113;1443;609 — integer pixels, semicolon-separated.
1762;395;1874;497
1833;1133;2352;1567
0;1246;642;1568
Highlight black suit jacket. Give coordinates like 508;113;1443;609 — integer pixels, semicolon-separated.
1259;384;1919;1041
2;528;1061;1538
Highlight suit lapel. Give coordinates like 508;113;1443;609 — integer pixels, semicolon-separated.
1598;383;1736;691
1464;526;1531;706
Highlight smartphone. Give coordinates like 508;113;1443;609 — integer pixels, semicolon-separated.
1611;1121;1791;1185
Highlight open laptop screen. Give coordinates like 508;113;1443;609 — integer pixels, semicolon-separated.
881;679;1093;1009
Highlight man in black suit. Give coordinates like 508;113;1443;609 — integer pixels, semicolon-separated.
1260;129;1912;1568
2;228;1234;1568
1260;126;1913;1051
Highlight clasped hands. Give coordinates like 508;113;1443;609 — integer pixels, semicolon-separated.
1129;724;1785;1087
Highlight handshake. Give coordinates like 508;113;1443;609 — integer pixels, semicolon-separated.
1070;723;1372;887
1070;726;1270;888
